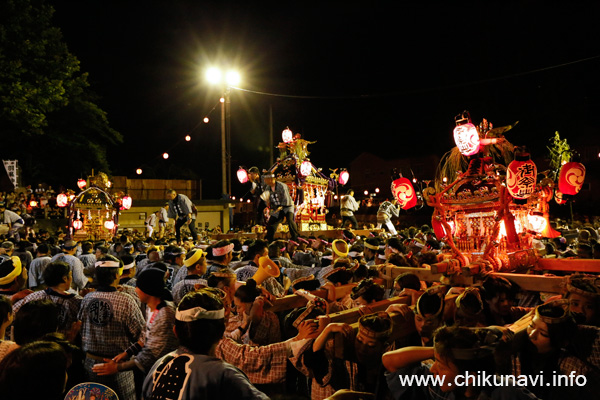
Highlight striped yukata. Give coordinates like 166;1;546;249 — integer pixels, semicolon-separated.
171;275;207;305
134;301;179;373
78;287;145;400
13;287;82;335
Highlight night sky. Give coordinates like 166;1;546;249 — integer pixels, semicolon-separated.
48;1;600;199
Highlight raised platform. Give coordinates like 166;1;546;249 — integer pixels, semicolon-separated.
211;229;383;242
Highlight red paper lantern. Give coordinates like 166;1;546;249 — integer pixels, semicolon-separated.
282;128;293;143
237;167;248;184
104;220;115;230
506;152;537;200
73;220;83;230
391;177;417;209
300;160;312;177
453;122;480;156
56;193;69;207
558;161;585;195
77;179;87;190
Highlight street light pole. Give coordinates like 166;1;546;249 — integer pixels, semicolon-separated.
226;88;232;196
220;94;227;198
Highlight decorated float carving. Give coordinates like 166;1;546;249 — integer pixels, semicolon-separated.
423;111;572;274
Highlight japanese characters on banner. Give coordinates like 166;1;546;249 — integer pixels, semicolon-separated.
2;160;18;188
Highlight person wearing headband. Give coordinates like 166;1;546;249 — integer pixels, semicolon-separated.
171;248;208;305
79;254;146;400
206;240;234;276
562;273;600;326
93;268;178;381
141;289;269;400
509;300;597;399
383;326;537;400
300;311;394;399
452;287;486;328
387;285;447;347
0;256;31;303
118;254;137;287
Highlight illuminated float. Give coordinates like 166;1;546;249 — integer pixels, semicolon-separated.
55;171;132;241
238;128;349;232
423;111;571;274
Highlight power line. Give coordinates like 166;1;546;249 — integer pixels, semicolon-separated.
232;54;600;100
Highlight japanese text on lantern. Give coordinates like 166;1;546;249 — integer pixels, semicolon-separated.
516;164;536;197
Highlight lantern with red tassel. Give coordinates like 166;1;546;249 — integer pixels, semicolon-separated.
506;149;537;201
391;177;417;209
453;111;480;156
558;160;585;195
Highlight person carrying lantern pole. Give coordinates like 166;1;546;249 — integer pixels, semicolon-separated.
376;199;400;235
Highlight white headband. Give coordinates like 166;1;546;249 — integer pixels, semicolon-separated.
175;306;225;321
213;243;234;257
122;262;135;270
348;251;363;258
95;260;121;268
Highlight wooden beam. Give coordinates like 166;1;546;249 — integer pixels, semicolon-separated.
495;273;564;293
535;258;600;273
381;265;474;288
265;284;357;313
327;296;411;324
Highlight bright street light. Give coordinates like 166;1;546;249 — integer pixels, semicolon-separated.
205;66;241;198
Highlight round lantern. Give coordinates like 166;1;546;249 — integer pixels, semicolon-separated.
237;167;248;184
77;179;87;190
56;193;69;207
453;122;480;156
121;195;132;210
391;177;417;210
527;211;547;233
300;160;312;177
558;161;585;195
338;170;350;185
29;200;38;208
282;128;293;143
73;220;83;230
506;151;537;200
104;220;115;230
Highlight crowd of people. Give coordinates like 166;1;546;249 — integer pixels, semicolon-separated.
1;195;600;399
